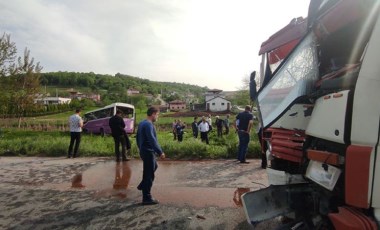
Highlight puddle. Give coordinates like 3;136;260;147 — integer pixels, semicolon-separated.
49;160;257;208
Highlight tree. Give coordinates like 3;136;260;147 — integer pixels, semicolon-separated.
230;76;251;106
136;100;146;113
0;33;42;125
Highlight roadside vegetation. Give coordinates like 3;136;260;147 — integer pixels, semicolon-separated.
0;120;261;160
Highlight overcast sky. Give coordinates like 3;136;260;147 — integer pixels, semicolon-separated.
0;0;310;91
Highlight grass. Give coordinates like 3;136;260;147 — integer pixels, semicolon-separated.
0;128;262;159
0;108;262;159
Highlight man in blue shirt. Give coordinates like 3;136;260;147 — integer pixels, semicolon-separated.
136;106;166;205
234;105;254;163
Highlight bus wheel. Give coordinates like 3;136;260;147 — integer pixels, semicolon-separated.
100;128;105;137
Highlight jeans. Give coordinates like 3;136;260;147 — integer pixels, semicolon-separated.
68;132;81;157
237;131;250;162
138;152;158;201
113;135;127;161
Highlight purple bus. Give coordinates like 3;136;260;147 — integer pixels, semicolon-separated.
83;103;135;136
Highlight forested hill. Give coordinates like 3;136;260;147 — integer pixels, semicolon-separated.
40;71;208;99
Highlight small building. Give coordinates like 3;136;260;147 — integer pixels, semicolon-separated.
205;89;224;102
34;97;71;105
127;88;140;96
69;91;100;102
169;100;186;111
206;96;231;112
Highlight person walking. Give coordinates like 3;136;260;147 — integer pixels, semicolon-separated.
224;115;230;135
109;110;131;162
68;109;83;158
234;105;254;164
215;116;224;137
172;119;177;140
175;120;185;142
191;117;199;138
136;106;166;205
198;116;210;144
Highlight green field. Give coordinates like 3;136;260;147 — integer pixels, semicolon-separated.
0;108;261;159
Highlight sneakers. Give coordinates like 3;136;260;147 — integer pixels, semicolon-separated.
142;198;159;205
240;161;250;164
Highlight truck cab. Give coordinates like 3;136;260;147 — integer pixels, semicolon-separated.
243;0;380;229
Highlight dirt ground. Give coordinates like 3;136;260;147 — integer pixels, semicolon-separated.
0;157;280;230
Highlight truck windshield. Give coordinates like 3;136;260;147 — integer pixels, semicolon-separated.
258;33;319;128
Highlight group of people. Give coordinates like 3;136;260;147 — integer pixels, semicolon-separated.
67;104;259;205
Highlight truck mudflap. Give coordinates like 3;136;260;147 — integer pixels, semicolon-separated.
241;183;316;226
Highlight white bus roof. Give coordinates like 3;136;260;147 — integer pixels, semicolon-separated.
84;102;135;114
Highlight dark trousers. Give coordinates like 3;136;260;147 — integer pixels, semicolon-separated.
200;132;209;144
138;152;158;201
225;126;229;135
113;135;127;161
68;132;81;157
237;131;250;162
177;133;183;142
217;127;223;137
193;131;198;138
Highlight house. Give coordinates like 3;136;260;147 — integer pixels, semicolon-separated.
34;97;71;105
69;91;101;102
169;100;186;111
205;89;224;102
206;96;231;112
127;88;140;96
204;89;231;112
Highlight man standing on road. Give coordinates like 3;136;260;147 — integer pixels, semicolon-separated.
136;106;166;205
68;109;83;158
109;110;131;162
234;106;253;164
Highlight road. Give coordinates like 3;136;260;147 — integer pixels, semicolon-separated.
0;157;280;229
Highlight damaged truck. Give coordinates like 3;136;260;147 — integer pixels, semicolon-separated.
242;0;380;229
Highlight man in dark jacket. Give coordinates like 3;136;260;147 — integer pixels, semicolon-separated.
109;110;131;162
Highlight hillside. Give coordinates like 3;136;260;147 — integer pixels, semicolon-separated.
40;71;209;104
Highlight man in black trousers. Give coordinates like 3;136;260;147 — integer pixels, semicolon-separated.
109;110;131;162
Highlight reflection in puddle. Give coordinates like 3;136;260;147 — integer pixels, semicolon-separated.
113;162;131;190
66;160;258;207
71;173;85;188
233;188;251;207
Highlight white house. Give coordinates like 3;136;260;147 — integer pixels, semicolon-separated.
206;96;231;112
34;97;71;105
205;89;225;102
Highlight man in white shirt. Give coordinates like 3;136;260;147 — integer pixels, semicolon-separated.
68;109;83;158
198;116;210;144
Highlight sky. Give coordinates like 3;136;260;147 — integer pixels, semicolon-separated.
0;0;310;91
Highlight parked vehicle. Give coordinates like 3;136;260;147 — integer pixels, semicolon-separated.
83;102;135;136
243;0;380;229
